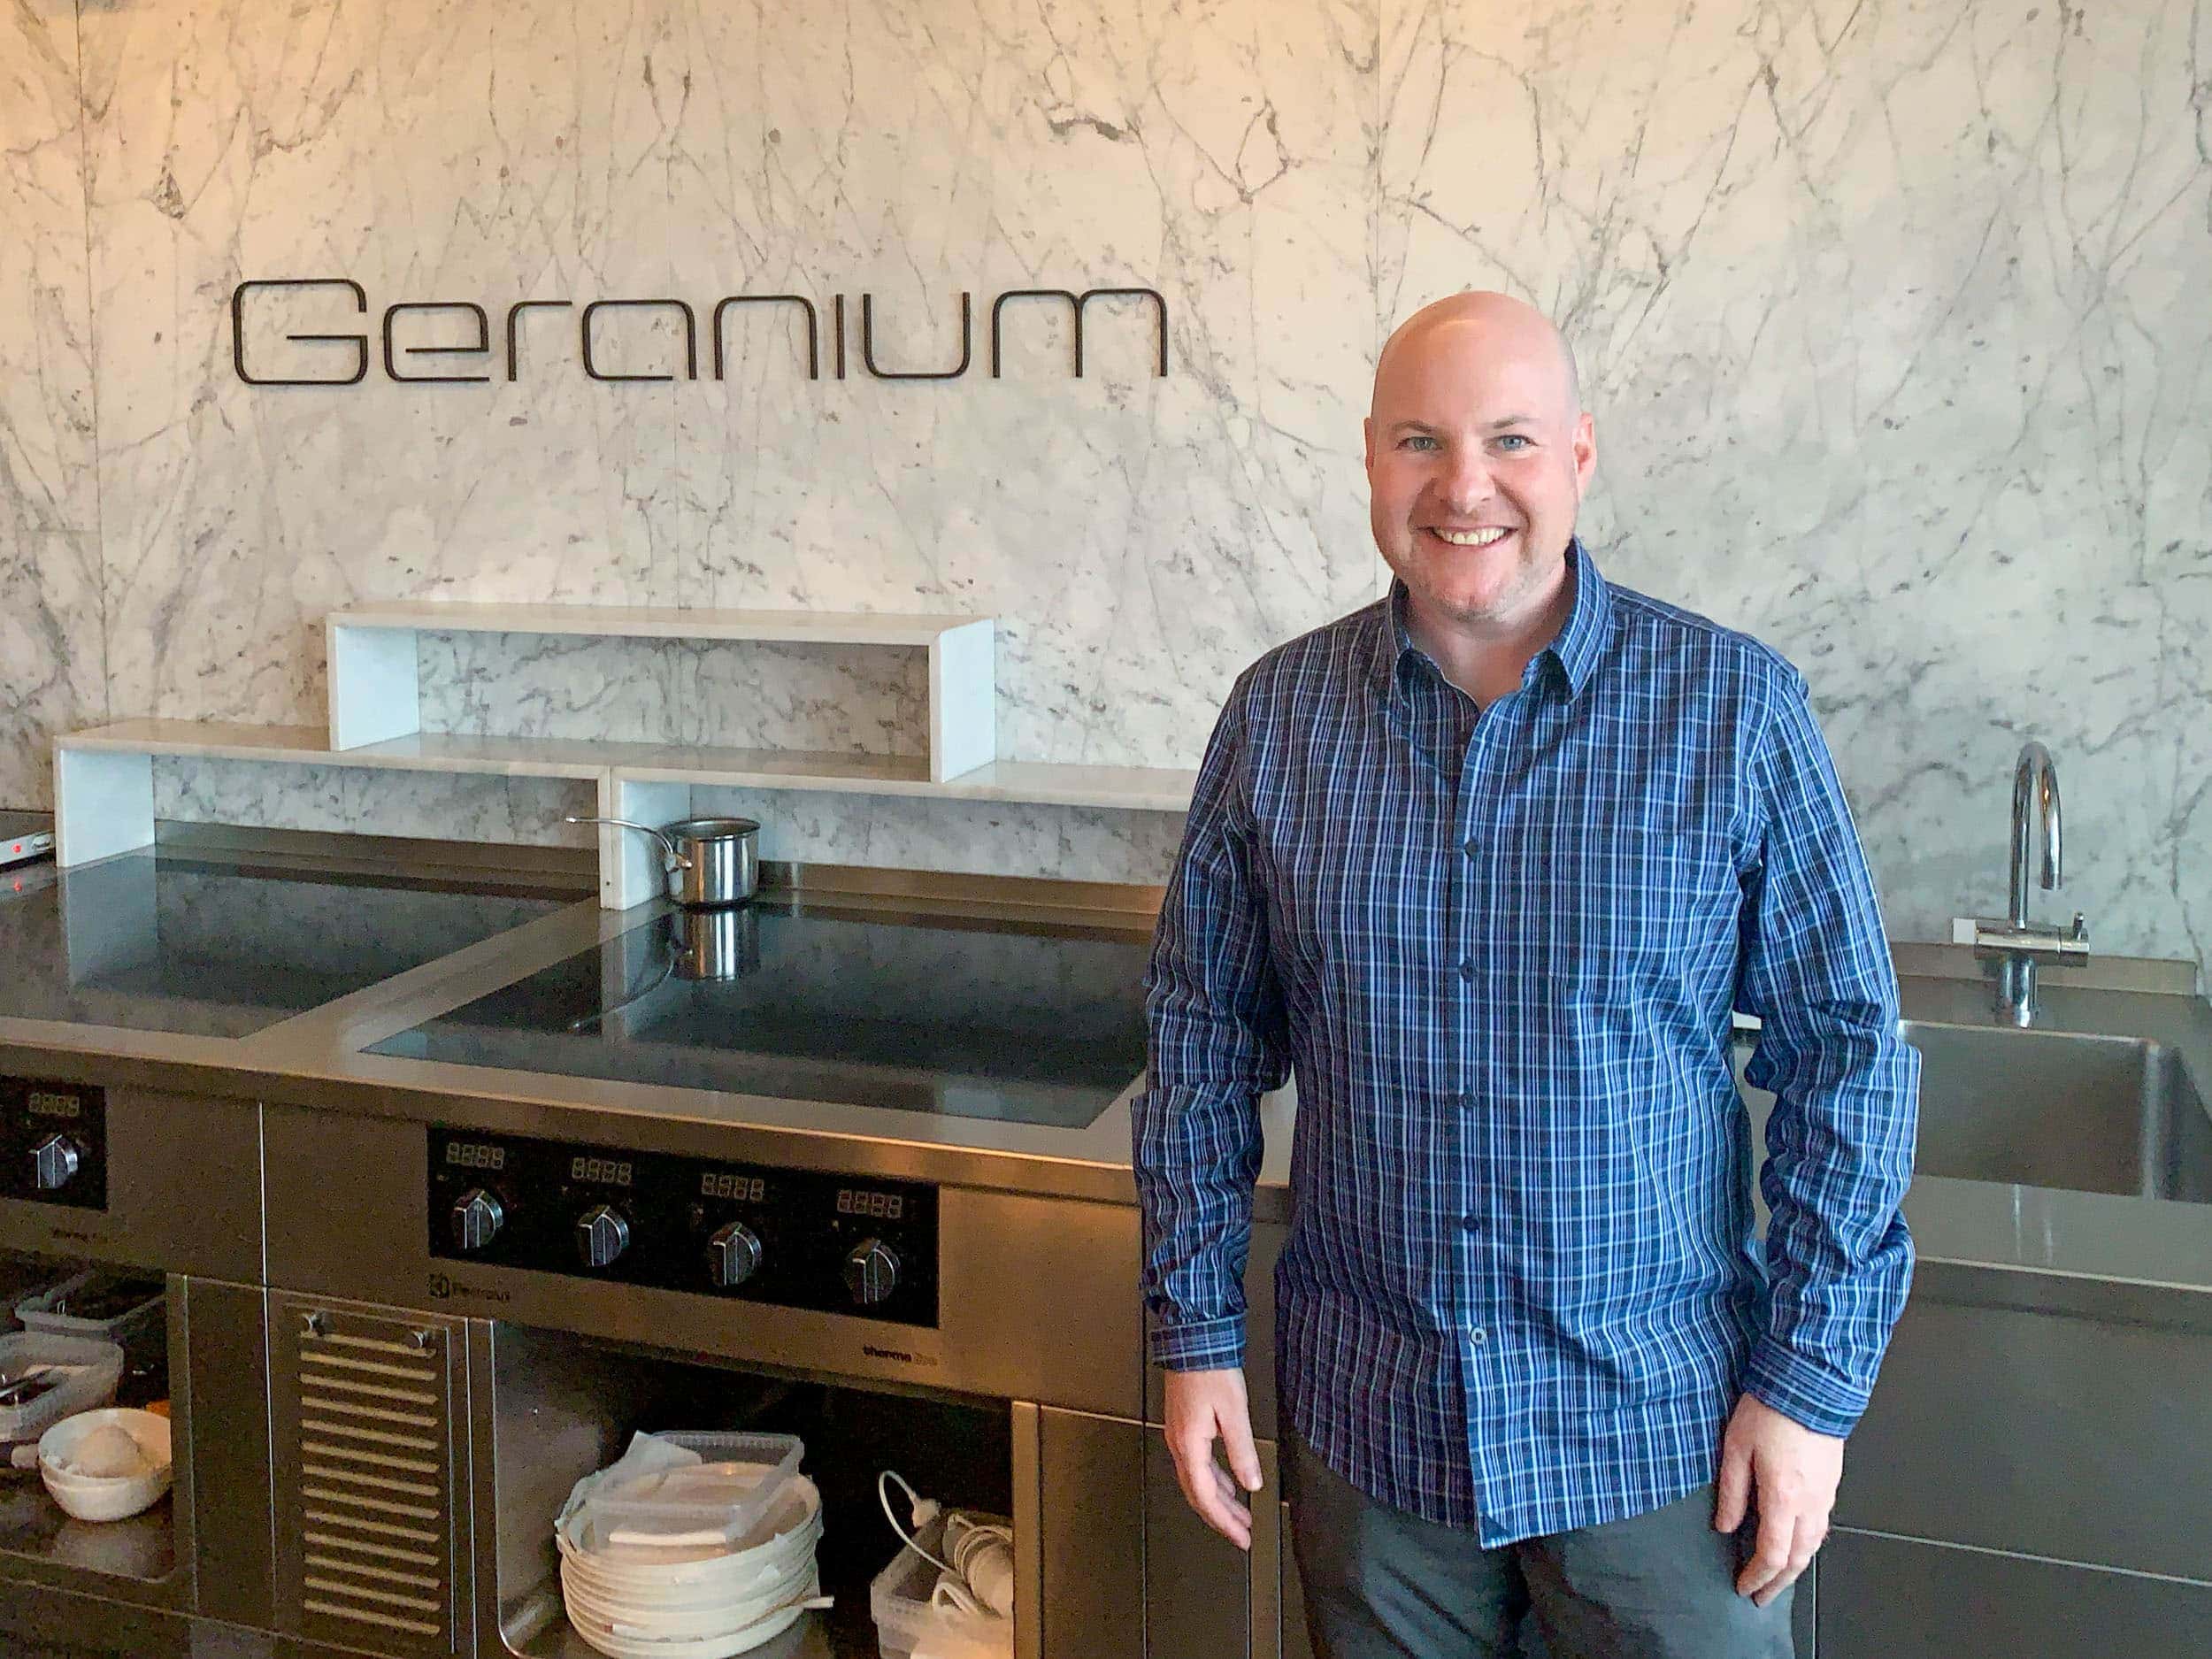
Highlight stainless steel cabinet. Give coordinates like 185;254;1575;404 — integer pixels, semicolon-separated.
1817;1528;2212;1656
1821;1266;2212;1657
267;1294;467;1659
1142;1428;1288;1659
1035;1407;1148;1659
1839;1271;2212;1581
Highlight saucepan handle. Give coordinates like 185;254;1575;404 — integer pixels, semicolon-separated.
563;816;694;872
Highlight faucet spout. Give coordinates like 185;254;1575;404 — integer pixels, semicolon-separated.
2008;740;2062;929
1958;741;2086;1027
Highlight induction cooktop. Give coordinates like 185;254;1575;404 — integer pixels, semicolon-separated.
0;850;575;1039
368;901;1154;1128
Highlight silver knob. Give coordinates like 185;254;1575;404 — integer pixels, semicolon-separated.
574;1204;631;1269
30;1134;81;1193
842;1238;900;1307
706;1222;764;1289
449;1188;504;1252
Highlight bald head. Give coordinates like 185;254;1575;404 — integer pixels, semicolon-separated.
1372;291;1581;422
1363;290;1597;650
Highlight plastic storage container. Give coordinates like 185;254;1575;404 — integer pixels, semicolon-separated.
871;1509;1013;1659
0;1333;123;1446
0;1259;73;1333
583;1432;804;1548
15;1272;165;1348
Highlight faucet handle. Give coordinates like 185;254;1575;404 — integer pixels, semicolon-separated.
2070;911;2088;943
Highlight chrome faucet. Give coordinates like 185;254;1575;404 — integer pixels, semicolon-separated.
1956;741;2089;1025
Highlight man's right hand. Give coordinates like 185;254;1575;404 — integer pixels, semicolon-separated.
1164;1366;1263;1551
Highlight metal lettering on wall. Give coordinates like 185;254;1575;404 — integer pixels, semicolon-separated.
230;280;1170;387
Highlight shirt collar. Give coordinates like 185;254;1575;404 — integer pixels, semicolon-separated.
1370;537;1611;704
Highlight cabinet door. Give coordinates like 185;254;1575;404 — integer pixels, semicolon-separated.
1143;1430;1284;1659
267;1295;465;1659
1818;1527;2212;1657
1279;1498;1314;1659
1836;1276;2212;1581
1037;1407;1147;1659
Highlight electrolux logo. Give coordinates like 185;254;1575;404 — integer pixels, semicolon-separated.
230;280;1170;387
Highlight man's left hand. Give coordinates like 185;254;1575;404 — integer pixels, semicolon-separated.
1713;1393;1844;1607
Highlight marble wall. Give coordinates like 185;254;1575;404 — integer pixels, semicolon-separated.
4;0;2209;961
0;1;103;812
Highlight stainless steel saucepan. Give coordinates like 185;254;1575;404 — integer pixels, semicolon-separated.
565;815;760;907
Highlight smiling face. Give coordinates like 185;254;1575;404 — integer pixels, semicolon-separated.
1364;299;1596;640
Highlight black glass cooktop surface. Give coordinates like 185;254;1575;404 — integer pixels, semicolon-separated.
368;902;1153;1128
0;853;572;1039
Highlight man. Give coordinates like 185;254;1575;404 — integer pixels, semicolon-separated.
1133;291;1918;1659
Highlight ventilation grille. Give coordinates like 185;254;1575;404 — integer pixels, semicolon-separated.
275;1302;457;1657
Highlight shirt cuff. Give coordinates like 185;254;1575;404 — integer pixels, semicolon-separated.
1741;1338;1866;1439
1147;1315;1247;1372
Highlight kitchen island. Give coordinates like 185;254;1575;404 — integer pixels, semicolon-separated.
1;837;2210;1657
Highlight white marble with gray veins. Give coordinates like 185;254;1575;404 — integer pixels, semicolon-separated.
417;633;931;754
154;757;597;848
5;0;2210;965
73;0;1376;763
0;0;103;811
688;786;1187;887
1380;0;2212;969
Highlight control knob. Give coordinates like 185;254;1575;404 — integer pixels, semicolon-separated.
30;1134;81;1193
575;1204;632;1269
842;1238;901;1307
449;1188;504;1252
706;1222;764;1289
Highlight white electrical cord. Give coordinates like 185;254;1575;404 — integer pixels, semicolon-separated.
878;1470;1016;1619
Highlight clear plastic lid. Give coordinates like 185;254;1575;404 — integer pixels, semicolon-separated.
581;1431;805;1548
0;1333;125;1443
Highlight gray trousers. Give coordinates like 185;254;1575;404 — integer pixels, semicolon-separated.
1285;1433;1798;1659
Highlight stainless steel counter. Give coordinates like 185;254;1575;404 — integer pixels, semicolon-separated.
6;862;2212;1307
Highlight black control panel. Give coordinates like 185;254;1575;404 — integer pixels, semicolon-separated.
426;1127;938;1328
0;1078;105;1211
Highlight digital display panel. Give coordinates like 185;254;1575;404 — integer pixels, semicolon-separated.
26;1091;81;1120
700;1172;767;1202
836;1189;904;1222
444;1142;504;1171
570;1156;634;1187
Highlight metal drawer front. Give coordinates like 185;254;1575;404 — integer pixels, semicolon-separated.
1838;1279;2212;1580
272;1295;462;1657
1818;1528;2212;1657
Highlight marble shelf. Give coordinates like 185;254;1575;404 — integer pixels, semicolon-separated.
50;721;1197;903
608;747;1194;810
323;601;997;783
324;601;988;645
594;749;1195;904
50;722;615;867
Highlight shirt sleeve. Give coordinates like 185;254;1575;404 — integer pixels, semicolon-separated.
1733;669;1919;1438
1133;681;1290;1372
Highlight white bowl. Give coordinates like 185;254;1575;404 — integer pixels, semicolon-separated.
37;1408;173;1523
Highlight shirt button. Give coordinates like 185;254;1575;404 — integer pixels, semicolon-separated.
1462;837;1479;858
1456;959;1476;981
1471;1329;1488;1346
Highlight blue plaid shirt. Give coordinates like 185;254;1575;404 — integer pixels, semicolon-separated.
1134;541;1918;1543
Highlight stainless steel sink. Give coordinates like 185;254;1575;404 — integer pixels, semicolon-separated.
1904;1021;2212;1202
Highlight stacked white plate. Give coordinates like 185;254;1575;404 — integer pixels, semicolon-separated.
557;1432;828;1659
